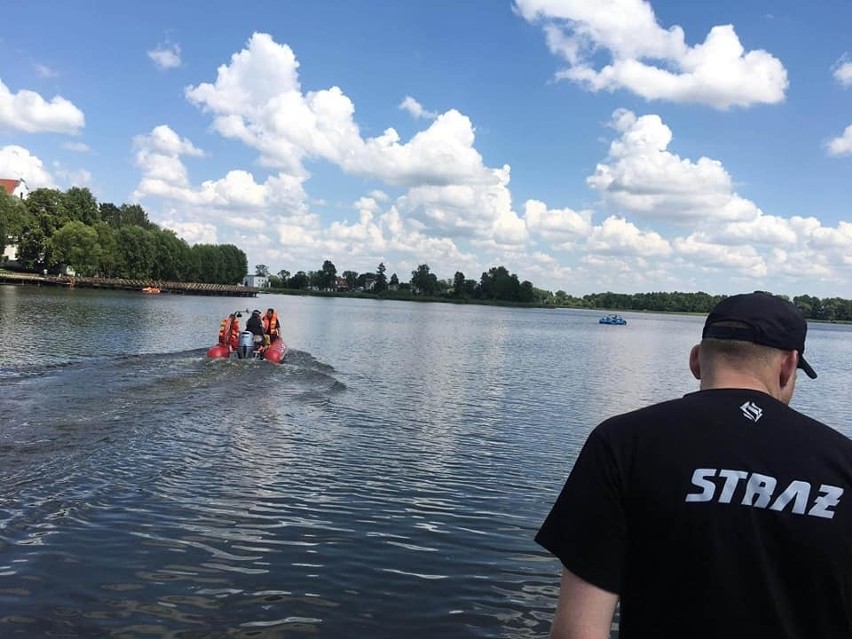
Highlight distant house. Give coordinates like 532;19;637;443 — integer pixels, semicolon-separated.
244;274;269;288
0;178;28;200
1;178;28;264
1;243;17;263
335;276;350;291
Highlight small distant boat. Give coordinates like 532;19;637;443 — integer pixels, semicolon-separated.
141;287;161;294
599;313;627;325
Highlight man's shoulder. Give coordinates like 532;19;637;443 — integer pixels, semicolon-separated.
594;389;852;452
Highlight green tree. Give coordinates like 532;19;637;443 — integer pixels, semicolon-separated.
118;203;154;229
389;273;399;288
320;259;337;290
115;226;156;278
17;226;50;270
374;261;388;292
93;221;118;277
220;244;248;284
255;264;269;277
99;202;122;227
50;221;100;276
0;189;31;257
453;271;466;296
151;229;194;280
341;270;358;289
65;187;99;225
289;270;309;289
410;263;438;296
26;188;69;226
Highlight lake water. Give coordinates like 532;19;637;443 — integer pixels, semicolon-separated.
1;285;851;638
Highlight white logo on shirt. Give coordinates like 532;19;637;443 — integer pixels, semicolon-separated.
685;468;843;519
740;401;763;422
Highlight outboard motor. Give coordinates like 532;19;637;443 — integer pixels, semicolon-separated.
236;331;255;359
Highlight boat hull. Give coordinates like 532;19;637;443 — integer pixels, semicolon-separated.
207;343;231;358
206;339;288;364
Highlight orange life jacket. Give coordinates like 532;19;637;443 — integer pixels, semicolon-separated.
262;312;280;340
218;317;240;348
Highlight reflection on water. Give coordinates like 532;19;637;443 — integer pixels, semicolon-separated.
1;285;850;637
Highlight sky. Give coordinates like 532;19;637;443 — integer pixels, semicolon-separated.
1;0;851;297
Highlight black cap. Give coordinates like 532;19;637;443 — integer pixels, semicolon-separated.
703;291;816;379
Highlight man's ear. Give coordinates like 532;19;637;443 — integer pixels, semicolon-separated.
779;350;798;389
689;344;701;380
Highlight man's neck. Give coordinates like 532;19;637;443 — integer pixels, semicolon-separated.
699;373;779;400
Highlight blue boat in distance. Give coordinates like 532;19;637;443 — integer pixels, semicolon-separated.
599;313;627;325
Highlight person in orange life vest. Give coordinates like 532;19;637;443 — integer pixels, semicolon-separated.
218;313;240;350
262;308;281;344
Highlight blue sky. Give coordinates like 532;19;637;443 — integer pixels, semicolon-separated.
1;0;851;296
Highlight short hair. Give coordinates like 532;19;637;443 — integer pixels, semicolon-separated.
700;320;785;372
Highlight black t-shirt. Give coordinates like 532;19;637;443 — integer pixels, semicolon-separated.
536;389;852;638
246;316;264;337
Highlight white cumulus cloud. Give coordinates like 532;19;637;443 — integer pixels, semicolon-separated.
62;141;91;153
0;145;54;187
827;124;852;156
400;96;438;120
587;109;759;222
833;57;852;87
0;78;84;134
514;0;788;109
148;42;182;70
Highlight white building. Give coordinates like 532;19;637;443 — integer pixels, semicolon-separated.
244;274;269;288
0;178;29;200
1;178;28;263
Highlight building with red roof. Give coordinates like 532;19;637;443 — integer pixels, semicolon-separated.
0;178;28;199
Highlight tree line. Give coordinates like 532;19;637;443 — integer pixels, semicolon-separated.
555;290;852;322
254;260;545;304
4;188;850;321
0;187;246;284
254;258;852;321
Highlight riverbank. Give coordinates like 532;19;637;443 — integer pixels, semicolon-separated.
0;270;259;297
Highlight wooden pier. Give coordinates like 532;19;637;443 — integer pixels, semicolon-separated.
0;271;260;297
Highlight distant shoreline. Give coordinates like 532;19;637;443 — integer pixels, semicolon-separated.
3;270;849;323
0;270;258;297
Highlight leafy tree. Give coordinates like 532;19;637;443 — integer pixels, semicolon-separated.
26;188;69;227
118;203;155;229
374;261;388;292
277;269;290;281
19;189;69;268
93;222;118;277
320;259;337;290
115;226;156;278
255;264;269;277
17;225;50;270
410;263;438;296
288;271;309;289
453;271;466;296
389;273;399;288
50;221;100;275
220;244;248;284
518;280;535;303
65;187;99;225
151;229;194;280
99;202;122;227
342;270;358;289
0;189;30;256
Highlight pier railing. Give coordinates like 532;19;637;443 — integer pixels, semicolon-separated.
0;271;260;297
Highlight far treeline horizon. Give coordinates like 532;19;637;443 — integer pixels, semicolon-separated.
1;186;850;322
